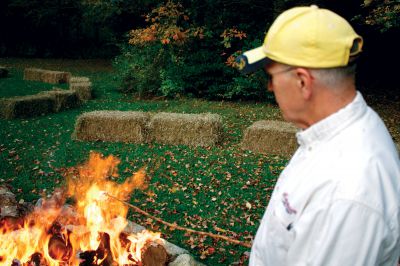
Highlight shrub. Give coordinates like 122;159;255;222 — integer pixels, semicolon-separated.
114;1;272;101
114;1;205;99
114;44;163;98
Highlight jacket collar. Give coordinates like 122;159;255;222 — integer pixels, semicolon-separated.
296;91;367;147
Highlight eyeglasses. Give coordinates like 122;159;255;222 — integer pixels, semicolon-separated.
264;67;294;85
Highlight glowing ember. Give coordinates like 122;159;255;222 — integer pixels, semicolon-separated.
0;152;161;265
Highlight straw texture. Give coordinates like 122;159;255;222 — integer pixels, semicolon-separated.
241;120;298;157
23;68;70;84
148;112;223;147
73;111;150;143
0;94;54;119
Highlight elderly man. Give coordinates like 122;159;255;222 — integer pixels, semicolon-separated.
237;5;400;266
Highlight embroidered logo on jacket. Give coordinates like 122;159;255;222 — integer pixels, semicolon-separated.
282;192;297;214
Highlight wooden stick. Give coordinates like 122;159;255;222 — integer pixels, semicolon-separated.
105;193;252;248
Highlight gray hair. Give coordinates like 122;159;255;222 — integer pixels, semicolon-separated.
308;64;357;88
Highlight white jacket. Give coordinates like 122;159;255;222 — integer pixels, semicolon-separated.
249;92;400;266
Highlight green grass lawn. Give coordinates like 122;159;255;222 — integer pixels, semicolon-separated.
1;58;399;265
0;58;288;265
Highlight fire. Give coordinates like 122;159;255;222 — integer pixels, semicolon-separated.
0;152;162;265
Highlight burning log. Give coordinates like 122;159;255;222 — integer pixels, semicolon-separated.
46;222;73;262
48;234;72;262
0;216;25;233
76;232;169;266
141;243;168;266
10;259;21;266
28;252;46;266
78;233;110;266
0;153;206;266
79;250;102;266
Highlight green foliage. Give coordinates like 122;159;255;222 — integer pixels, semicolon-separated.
114;44;163;98
162;48;227;99
5;0;399;99
115;1;207;99
226;72;269;101
114;1;274;101
353;0;400;32
115;41;271;100
159;68;185;98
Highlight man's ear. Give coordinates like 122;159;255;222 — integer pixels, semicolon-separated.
295;68;313;100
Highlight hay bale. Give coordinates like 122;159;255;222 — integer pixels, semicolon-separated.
0;66;9;78
148;112;223;147
69;76;90;83
0;94;54;119
241;120;298;156
23;68;70;84
41;70;71;84
0;98;15;119
70;81;92;102
38;89;79;112
73;111;150;143
24;68;45;82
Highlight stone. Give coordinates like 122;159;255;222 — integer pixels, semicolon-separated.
0;185;18;217
125;220;146;234
168;254;205;266
163;239;189;260
0;185;33;218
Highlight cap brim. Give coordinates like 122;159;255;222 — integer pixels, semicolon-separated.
236;47;271;74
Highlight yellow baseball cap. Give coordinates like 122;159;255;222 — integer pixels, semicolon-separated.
236;5;363;73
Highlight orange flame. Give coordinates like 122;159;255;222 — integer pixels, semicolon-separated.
0;152;161;265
